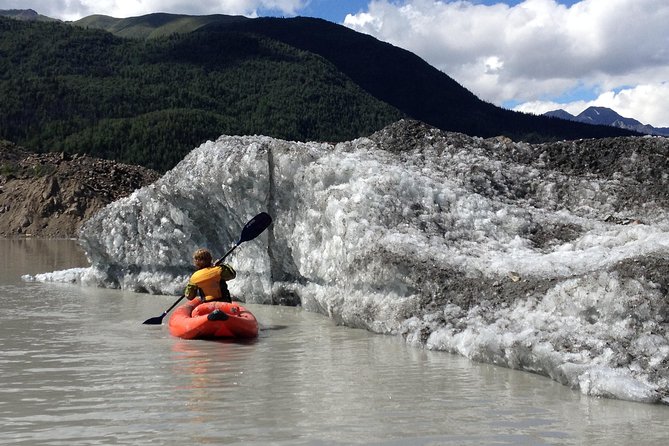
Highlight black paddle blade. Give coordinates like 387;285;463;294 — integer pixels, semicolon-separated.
238;212;272;243
143;313;166;325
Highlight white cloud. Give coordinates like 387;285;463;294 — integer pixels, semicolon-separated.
345;0;669;127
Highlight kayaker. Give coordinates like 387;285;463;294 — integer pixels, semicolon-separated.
184;248;236;305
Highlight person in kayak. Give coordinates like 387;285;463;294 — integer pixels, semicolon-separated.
184;249;236;321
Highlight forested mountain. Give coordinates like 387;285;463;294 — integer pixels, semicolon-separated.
0;16;401;171
0;12;637;172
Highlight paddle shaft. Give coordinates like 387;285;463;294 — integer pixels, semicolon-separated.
214;243;239;267
156;295;187;320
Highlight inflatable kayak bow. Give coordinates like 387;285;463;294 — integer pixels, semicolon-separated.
168;300;258;339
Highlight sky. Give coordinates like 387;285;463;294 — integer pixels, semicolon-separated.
2;0;668;127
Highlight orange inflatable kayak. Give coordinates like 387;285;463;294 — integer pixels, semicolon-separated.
168;301;259;339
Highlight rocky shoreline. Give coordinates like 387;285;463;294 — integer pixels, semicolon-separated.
0;140;160;238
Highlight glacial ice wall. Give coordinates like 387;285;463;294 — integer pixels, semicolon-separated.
32;121;669;404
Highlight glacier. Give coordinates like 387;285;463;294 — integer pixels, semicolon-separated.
28;120;669;405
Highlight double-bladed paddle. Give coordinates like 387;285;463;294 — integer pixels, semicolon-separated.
142;212;273;325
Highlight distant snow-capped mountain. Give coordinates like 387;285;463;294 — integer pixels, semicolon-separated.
545;106;669;136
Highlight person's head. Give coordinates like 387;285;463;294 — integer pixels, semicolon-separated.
192;248;213;269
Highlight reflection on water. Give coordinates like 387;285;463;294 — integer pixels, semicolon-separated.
1;238;89;284
1;239;669;445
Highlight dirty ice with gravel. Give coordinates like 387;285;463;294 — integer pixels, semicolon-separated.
28;120;669;405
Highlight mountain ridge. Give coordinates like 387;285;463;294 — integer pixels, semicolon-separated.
0;8;57;22
545;106;669;137
174;15;641;141
73;12;249;39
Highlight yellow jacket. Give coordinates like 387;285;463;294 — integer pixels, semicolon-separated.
185;264;236;302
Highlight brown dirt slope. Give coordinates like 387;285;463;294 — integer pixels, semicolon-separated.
0;140;160;238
